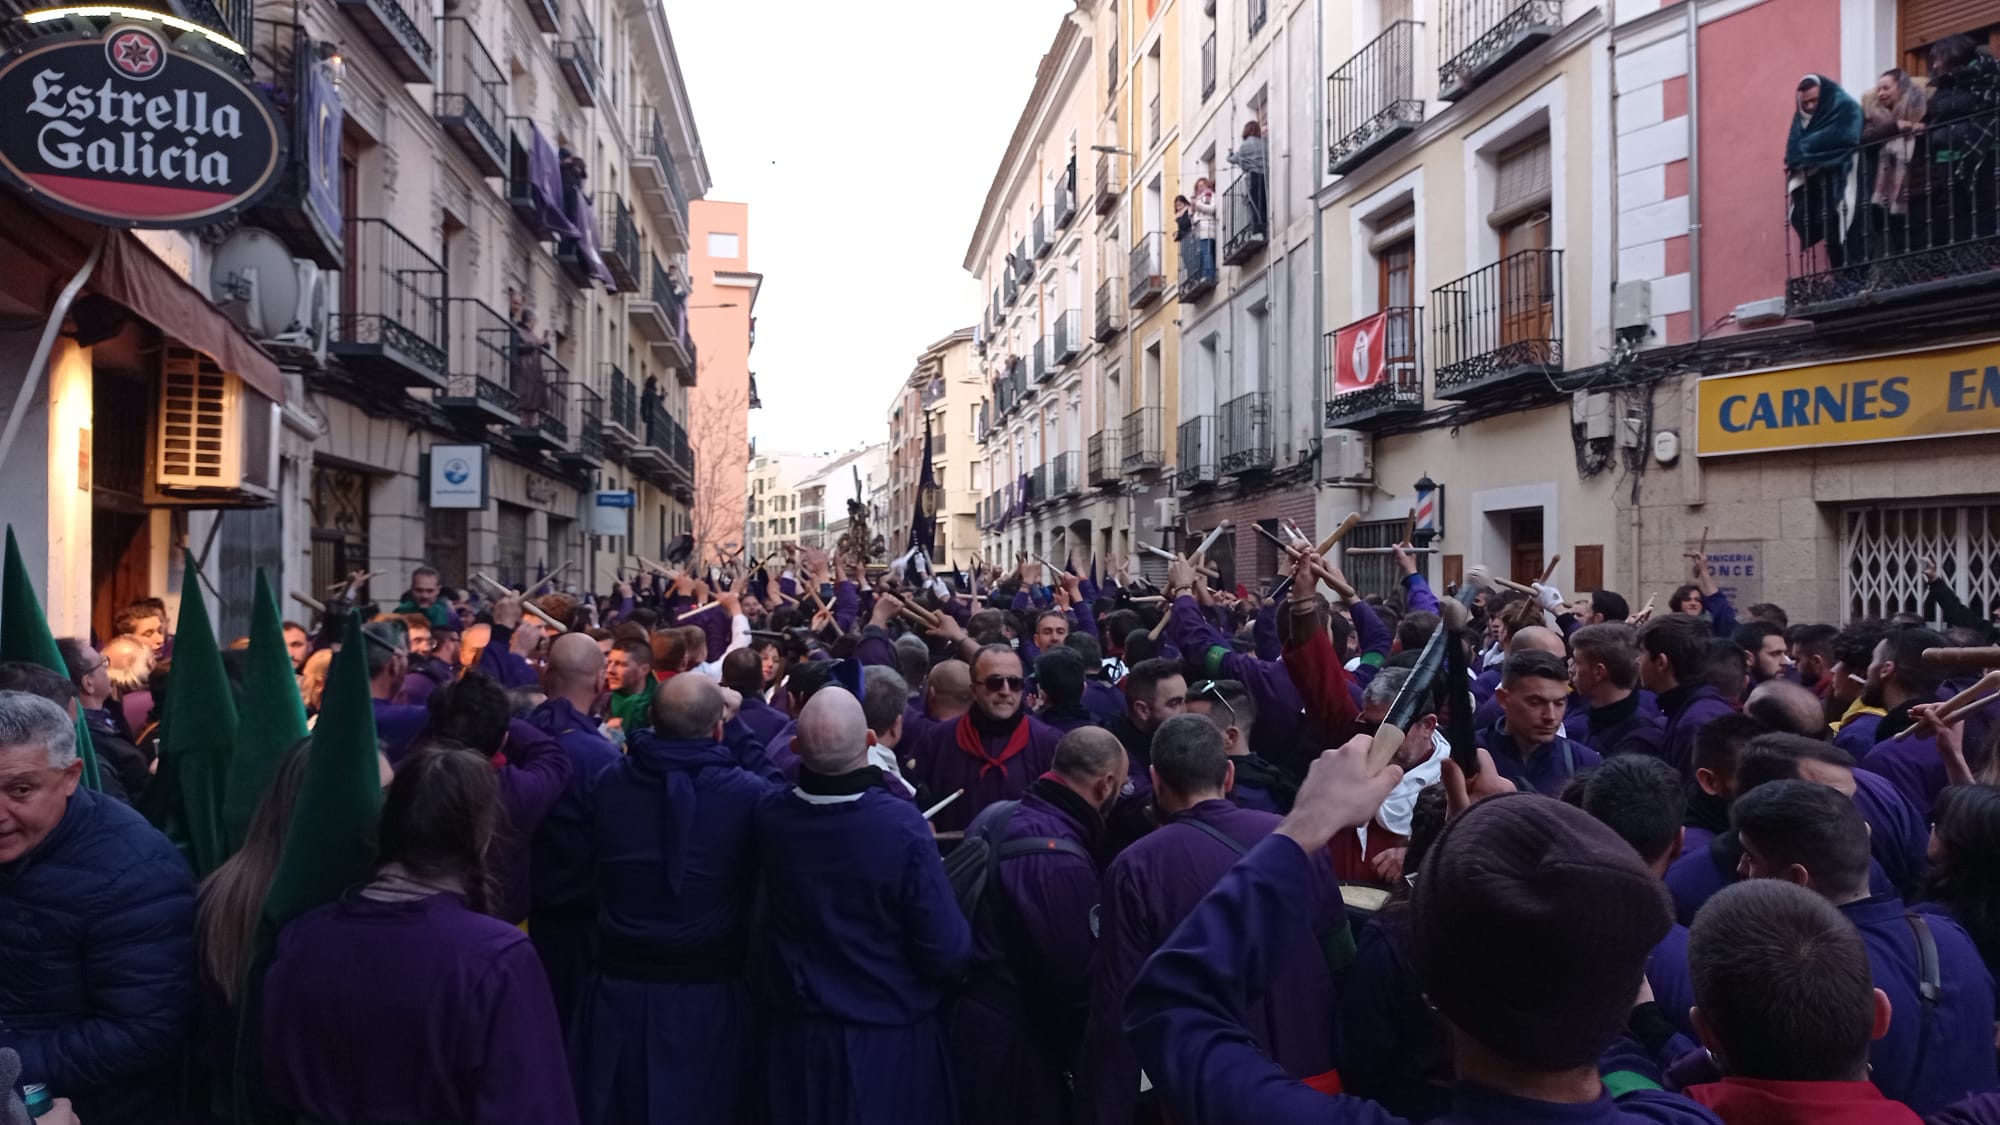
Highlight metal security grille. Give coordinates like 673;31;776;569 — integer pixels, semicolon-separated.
1344;519;1408;601
1842;504;2000;622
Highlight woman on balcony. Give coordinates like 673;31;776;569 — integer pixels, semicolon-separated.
1193;177;1219;277
1785;74;1863;270
1920;35;2000;250
1861;68;1928;258
1227;121;1268;237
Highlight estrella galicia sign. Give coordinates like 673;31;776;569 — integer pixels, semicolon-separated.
0;19;284;228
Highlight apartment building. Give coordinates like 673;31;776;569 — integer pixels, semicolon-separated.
746;450;830;561
797;443;888;555
1171;0;1322;590
887;328;983;567
1606;0;2000;622
1315;0;1620;601
687;199;760;561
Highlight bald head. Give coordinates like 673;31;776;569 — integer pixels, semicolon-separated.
1508;625;1567;659
926;659;972;713
653;673;725;740
545;633;605;695
797;688;870;775
1745;679;1830;739
1053;726;1125;782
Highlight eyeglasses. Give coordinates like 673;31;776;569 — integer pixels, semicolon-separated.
1192;679;1238;727
980;675;1025;693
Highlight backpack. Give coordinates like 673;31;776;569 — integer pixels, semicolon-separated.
944;799;1094;922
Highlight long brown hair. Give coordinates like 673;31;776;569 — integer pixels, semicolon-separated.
195;740;313;1002
377;743;502;915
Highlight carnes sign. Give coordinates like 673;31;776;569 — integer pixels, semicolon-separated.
0;20;283;228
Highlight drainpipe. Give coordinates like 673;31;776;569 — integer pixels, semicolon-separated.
0;234;104;473
1684;0;1702;335
1309;0;1325;492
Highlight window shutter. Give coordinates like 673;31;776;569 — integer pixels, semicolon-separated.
1490;134;1552;227
1900;0;1999;58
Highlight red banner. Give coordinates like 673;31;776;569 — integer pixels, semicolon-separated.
1333;312;1389;396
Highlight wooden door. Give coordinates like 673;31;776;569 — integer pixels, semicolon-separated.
1378;238;1416;383
1499;214;1552;352
1509;509;1545;585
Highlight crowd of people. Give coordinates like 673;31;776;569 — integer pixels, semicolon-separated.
7;532;2000;1125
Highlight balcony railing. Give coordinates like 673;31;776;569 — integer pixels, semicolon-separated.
1003;270;1021;308
507;355;569;450
1051;450;1080;498
1220;392;1274;474
1088;429;1121;486
1012;239;1034;284
559;384;604;468
1094;151;1123;214
633;105;689;240
1033;207;1052;258
1121;406;1164;472
1032;336;1050;383
241;21;343;268
1222;174;1268;265
1328;20;1424;175
1201;31;1216;101
1051;309;1083;366
438;297;520;424
435;18;506;176
1178;416;1219;487
603;364;637;449
1021;464;1045;507
335;0;431;82
1439;0;1562;102
1053;159;1077;229
1094;277;1126;340
331;218;446;387
1148;93;1162;148
1248;0;1268;36
554;14;598;107
1179;238;1217;301
1433;248;1564;399
524;0;557;35
596;192;639;290
1786;103;2000;317
1129;233;1166;306
1324;306;1425;428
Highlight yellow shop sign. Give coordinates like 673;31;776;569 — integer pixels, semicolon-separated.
1697;339;2000;456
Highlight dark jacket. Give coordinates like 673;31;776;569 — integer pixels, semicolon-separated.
0;786;194;1124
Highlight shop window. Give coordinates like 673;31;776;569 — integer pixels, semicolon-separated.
426;508;469;590
497;502;530;589
311;462;371;600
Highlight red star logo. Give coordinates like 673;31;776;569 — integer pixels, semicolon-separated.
111;31;160;75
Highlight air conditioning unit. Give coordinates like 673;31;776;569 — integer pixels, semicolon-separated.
147;345;279;505
211;227;331;367
1320;428;1373;482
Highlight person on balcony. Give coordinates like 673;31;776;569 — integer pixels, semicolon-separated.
510;294;550;429
1192;177;1218;278
1173;193;1195;281
1920;35;2000;249
1860;68;1928;257
1785;74;1862;270
1227;121;1268;237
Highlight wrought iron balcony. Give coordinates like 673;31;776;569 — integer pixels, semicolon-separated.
242;21;343;268
602;364;637;452
1094;151;1123;214
1178;416;1219;488
336;0;431;82
1148;93;1162;149
1786;103;2000;317
1012;240;1034;284
1003;271;1021;308
1432;249;1564;399
506;356;570;451
555;15;598;107
331;219;446;389
524;0;558;35
1222;174;1268;265
1031;336;1050;383
438;298;521;426
1020;464;1044;508
1129;233;1166;306
1033;207;1052;258
627;398;670;475
1121;406;1164;472
1053;159;1078;229
633;105;689;244
1051;451;1080;498
1247;0;1267;36
629;254;677;342
558;384;605;470
1201;31;1216;101
1088;429;1121;486
1052;309;1083;366
1094;277;1126;341
1324;306;1425;428
1220;392;1274;474
1179;241;1217;301
435;19;506;177
1328;21;1424;175
596;193;640;290
1439;0;1562;102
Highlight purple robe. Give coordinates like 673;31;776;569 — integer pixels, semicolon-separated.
572;731;773;1125
526;697;622;1028
1079;799;1336;1125
1477;722;1602;798
947;777;1103;1125
371;695;430;764
908;710;1063;833
1852;766;1933;897
1858;703;1950;818
261;892;577;1125
736;693;790;750
1843;894;1998;1113
1125;834;1725;1124
752;786;972;1125
1082;679;1125;725
1658;683;1739;780
1647;922;1695;1038
492;718;573;924
1832;710;1885;758
1167;593;1312;777
476;623;541;688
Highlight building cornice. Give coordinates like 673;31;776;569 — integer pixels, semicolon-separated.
961;10;1096;274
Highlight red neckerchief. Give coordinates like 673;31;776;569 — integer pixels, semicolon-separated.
955;712;1031;778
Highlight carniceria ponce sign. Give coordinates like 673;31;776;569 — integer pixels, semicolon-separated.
0;7;284;228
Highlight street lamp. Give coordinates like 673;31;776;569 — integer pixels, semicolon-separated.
1412;472;1441;548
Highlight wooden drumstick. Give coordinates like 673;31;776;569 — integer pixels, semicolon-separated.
1316;513;1362;555
1539;554;1561;585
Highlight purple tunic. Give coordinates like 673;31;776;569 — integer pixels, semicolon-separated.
1124;835;1725;1125
572;732;772;1125
737;693;790;750
1832;711;1885;758
1647;922;1695;1038
1851;766;1933;897
753;786;972;1125
948;778;1103;1125
1658;683;1739;780
1168;593;1313;777
525;697;622;1028
261;892;578;1125
492;718;574;924
371;696;430;764
1842;894;1998;1113
1079;799;1336;1125
908;711;1063;833
1477;722;1602;798
1858;706;1949;818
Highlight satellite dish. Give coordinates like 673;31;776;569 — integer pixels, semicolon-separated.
211;227;300;338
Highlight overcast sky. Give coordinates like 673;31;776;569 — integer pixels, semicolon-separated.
663;0;1073;455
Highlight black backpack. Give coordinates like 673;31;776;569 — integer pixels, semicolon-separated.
945;800;1094;922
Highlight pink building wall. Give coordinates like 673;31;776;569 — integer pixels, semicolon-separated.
688;199;755;560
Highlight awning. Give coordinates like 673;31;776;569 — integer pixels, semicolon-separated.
0;189;284;403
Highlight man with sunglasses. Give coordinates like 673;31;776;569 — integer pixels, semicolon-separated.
1185;678;1296;813
905;645;1062;834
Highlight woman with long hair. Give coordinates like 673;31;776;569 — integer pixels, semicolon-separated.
1861;68;1928;255
1921;783;2000;980
259;744;576;1124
